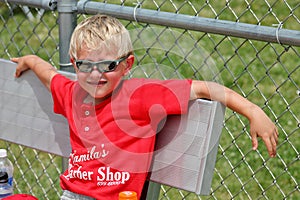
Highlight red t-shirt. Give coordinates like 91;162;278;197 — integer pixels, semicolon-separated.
51;74;191;199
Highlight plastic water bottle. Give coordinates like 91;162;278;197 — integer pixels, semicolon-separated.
0;172;12;199
0;149;13;199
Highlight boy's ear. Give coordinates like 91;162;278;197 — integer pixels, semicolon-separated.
70;57;75;65
70;57;78;72
127;54;134;68
124;54;134;74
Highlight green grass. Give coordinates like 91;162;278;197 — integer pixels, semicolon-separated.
0;1;299;199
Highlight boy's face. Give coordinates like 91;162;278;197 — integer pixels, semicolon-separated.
73;47;133;104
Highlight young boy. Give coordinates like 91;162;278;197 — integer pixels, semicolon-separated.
12;14;278;200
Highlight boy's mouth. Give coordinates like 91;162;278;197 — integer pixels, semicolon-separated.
87;80;107;86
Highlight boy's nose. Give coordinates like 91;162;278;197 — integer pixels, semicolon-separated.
90;66;104;76
91;66;103;73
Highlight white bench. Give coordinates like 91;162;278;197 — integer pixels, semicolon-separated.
0;59;225;199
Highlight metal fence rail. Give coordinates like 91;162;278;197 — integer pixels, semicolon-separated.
0;0;299;199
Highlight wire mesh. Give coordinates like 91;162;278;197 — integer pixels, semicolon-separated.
0;0;299;199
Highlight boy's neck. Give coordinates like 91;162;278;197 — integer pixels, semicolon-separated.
83;94;111;105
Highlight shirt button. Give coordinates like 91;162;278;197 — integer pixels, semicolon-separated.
85;111;90;116
84;126;90;132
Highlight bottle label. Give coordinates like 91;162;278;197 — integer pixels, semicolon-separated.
8;177;13;187
0;192;13;198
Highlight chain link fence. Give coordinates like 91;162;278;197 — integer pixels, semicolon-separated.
0;0;299;199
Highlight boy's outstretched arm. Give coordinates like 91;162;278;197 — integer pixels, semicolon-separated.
11;55;58;91
191;80;278;157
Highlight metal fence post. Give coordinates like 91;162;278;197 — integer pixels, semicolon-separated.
57;0;77;73
57;0;77;171
145;182;161;200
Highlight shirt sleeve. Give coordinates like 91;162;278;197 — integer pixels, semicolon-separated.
147;79;192;115
126;78;192;120
160;79;192;115
50;74;75;117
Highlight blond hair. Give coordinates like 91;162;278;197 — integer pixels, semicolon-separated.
69;14;133;60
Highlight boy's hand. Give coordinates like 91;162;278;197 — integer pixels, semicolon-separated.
11;55;57;91
11;56;32;77
249;106;278;157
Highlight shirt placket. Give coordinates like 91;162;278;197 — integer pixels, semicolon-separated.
79;104;98;143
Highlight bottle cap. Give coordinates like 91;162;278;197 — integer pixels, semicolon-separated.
119;191;137;200
0;149;7;158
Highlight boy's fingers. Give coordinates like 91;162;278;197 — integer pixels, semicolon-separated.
268;129;278;157
275;128;279;143
263;137;276;157
272;131;278;157
11;57;23;77
15;68;24;78
263;138;272;156
10;57;18;62
252;133;258;150
15;70;20;77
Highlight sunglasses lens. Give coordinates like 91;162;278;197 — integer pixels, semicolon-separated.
107;61;117;71
77;62;92;72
